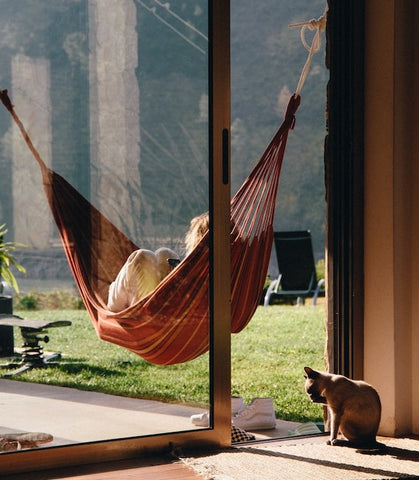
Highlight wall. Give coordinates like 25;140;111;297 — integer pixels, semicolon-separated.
364;0;419;436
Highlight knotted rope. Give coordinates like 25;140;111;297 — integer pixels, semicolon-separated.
290;4;328;96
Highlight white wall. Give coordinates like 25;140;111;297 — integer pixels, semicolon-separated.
364;0;419;436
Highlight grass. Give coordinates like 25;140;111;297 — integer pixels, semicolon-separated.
8;304;326;424
231;305;326;423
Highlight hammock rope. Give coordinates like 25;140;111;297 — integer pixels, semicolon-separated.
290;4;328;96
0;6;326;365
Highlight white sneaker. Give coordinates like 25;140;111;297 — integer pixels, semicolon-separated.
232;397;276;430
190;396;245;427
231;396;245;416
190;411;209;427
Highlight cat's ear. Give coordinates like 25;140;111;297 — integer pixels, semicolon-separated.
304;366;319;379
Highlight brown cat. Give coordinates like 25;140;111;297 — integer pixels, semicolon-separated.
304;366;385;452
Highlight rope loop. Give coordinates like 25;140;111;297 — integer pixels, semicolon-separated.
289;4;328;96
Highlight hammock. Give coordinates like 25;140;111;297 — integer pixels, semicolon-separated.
0;89;300;365
0;10;326;366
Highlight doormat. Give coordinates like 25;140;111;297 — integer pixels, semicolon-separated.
181;436;419;479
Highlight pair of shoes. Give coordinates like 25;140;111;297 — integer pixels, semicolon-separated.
232;397;276;430
190;396;244;427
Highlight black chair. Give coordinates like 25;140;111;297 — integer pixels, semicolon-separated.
264;230;324;306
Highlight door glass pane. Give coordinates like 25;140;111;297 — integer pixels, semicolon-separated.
230;0;327;439
0;0;210;450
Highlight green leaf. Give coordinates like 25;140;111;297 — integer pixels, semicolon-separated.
0;223;26;294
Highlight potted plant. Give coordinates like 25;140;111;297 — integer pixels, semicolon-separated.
0;223;26;295
0;223;26;356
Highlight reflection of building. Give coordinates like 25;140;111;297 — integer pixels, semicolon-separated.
88;0;141;235
8;0;142;250
11;54;53;248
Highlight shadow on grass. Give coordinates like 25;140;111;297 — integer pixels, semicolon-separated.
56;359;125;376
0;359;123;379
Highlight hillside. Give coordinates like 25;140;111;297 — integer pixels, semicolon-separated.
231;0;328;258
0;0;327;270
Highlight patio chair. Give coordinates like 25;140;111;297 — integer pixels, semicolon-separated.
264;230;325;306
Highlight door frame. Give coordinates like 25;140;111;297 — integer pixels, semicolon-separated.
325;0;365;379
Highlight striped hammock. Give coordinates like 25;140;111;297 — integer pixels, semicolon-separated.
0;89;300;365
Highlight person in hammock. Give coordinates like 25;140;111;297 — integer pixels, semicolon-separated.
107;247;180;312
107;212;209;312
184;211;209;254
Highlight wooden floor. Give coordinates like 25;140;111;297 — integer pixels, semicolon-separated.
1;457;203;480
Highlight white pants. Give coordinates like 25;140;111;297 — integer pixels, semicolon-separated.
107;247;179;312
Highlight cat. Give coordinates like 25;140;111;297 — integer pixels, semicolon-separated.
304;366;386;452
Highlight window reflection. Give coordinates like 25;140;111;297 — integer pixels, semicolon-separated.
0;0;209;450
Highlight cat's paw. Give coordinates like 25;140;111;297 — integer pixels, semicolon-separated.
328;439;339;446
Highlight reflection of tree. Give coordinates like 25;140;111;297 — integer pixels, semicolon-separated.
138;119;208;246
136;0;208;55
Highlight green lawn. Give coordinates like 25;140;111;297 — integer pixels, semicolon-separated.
9;305;326;423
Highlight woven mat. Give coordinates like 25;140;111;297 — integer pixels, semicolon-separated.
182;437;419;480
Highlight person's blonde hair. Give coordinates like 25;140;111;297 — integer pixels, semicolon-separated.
185;212;209;254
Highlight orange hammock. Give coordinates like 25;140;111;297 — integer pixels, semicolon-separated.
0;89;300;365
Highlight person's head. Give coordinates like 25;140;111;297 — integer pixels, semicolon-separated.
155;248;180;280
185;212;209;254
